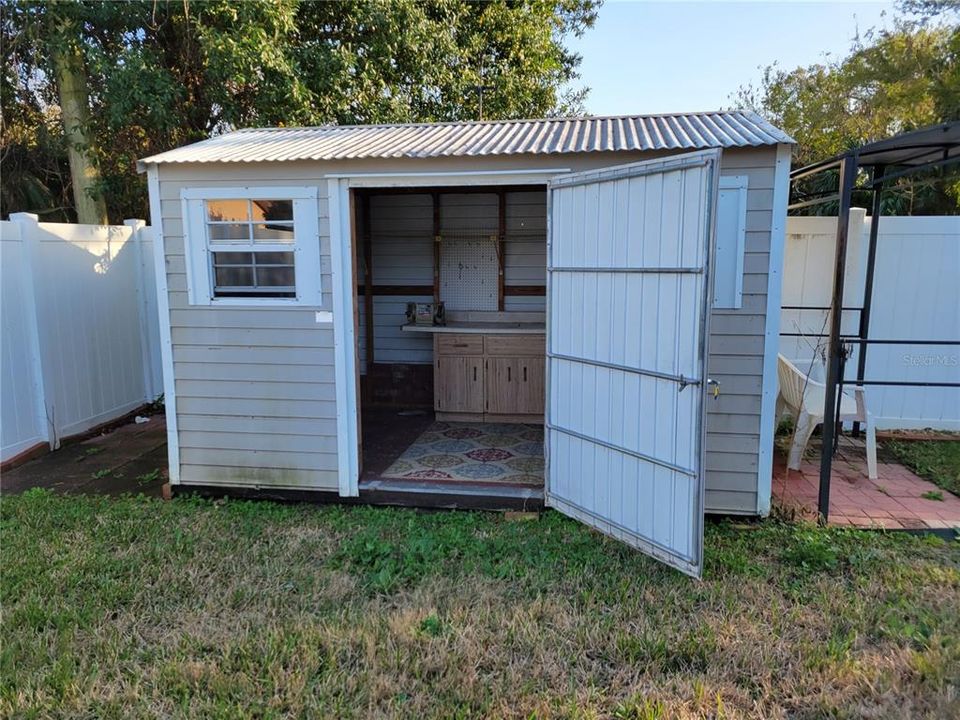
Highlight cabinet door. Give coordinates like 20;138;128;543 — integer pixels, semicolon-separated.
487;357;546;415
516;357;545;414
485;358;519;414
435;356;484;413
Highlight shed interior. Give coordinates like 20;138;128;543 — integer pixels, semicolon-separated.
352;186;549;506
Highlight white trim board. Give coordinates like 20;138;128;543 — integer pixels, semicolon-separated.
181;186;319;200
147;167;181;484
756;143;793;516
329;170;567;188
328;168;564;497
328;178;360;497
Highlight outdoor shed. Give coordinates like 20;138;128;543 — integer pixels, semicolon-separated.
140;111;793;576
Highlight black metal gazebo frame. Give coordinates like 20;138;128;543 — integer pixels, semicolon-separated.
786;121;960;521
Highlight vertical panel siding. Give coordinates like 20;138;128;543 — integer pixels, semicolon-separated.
547;157;712;571
158;174;338;490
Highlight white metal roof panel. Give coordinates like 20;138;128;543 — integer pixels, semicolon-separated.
139;111;793;166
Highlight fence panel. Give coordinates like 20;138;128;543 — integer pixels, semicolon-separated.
781;215;960;430
1;216;162;462
1;221;47;459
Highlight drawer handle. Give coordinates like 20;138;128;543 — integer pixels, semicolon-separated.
451;343;470;348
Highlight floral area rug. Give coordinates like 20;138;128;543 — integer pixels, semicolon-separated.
380;422;544;486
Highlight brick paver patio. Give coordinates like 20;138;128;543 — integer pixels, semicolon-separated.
773;436;960;530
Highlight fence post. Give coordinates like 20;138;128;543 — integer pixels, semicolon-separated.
9;213;55;449
124;218;157;403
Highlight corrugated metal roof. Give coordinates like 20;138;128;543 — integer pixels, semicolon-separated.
139;111;793;166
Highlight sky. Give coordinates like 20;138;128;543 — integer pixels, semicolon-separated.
566;0;899;115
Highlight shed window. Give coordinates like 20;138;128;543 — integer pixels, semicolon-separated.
181;188;321;306
205;199;296;298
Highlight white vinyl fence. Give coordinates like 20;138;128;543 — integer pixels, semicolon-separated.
781;213;960;430
1;214;162;462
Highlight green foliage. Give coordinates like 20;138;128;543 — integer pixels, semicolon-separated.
735;3;960;214
1;493;958;717
2;0;599;222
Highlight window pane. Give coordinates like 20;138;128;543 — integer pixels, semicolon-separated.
214;266;254;287
212;251;253;265
207;199;249;222
252;199;293;222
208;223;250;241
253;223;294;242
255;251;295;265
256;265;295;287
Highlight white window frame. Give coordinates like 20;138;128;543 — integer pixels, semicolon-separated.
181;186;321;307
713;175;749;309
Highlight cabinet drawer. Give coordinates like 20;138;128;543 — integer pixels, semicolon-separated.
484;334;544;357
436;334;484;355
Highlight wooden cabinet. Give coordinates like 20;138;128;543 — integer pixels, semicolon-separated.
486;357;544;415
434;332;544;422
435;355;484;414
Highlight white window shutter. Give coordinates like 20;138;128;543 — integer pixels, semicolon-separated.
292;197;322;306
713;176;748;309
181;196;213;306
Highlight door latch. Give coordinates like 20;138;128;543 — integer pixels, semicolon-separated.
706;378;721;399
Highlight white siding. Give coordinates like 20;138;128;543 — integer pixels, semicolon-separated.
699;148;779;514
547;152;716;576
155;146;777;511
360;190;548;369
156;171;338;490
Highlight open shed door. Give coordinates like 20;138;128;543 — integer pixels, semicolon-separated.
546;149;720;578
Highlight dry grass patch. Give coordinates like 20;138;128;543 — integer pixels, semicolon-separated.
1;489;958;718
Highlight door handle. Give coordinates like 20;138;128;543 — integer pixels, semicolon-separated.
507;366;511;382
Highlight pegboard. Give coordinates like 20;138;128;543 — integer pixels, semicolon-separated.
439;234;499;311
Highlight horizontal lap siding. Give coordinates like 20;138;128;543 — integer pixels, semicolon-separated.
363;194;434;369
156;148;774;508
705;148;776;514
504;191;547;311
363;191;547;367
158;172;338;491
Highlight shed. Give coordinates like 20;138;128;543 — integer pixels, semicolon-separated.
140;111;794;576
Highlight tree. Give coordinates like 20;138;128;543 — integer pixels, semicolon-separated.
47;0;107;223
734;2;959;214
1;0;599;222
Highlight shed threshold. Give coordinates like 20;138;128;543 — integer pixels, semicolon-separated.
359;478;543;511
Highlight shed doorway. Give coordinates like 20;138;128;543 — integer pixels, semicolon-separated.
350;184;549;508
332;149;720;577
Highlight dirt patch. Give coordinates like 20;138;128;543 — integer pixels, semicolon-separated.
0;414;168;497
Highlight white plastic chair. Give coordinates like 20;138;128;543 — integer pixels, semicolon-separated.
776;354;877;479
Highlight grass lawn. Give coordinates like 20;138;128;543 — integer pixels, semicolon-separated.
884;439;960;498
2;490;958;719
